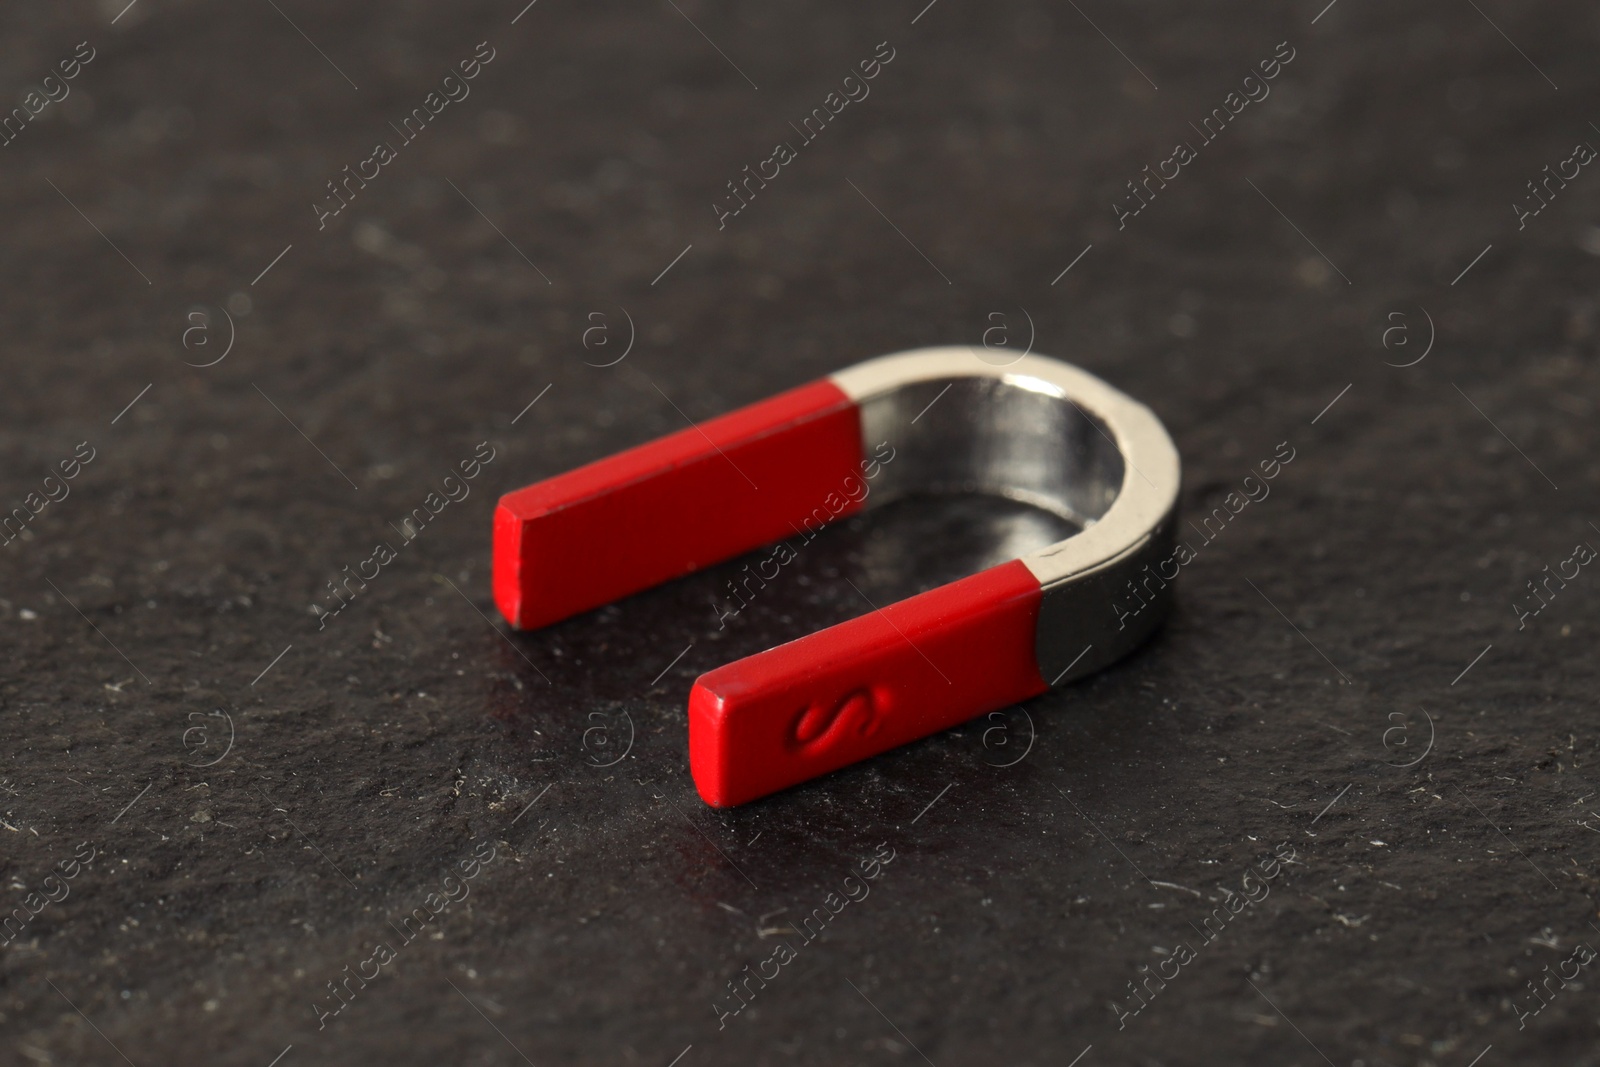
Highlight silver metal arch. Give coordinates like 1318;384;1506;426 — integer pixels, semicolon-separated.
830;347;1182;686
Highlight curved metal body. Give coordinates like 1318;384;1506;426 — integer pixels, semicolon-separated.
831;348;1181;686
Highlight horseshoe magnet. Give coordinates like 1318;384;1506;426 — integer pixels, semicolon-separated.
493;347;1180;806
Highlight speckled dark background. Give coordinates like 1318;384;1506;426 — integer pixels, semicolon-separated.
3;1;1599;1065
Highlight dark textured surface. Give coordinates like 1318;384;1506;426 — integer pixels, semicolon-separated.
3;1;1599;1065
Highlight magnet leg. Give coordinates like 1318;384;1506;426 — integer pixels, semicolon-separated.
689;559;1048;806
494;380;863;630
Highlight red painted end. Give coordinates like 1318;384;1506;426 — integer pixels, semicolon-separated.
689;559;1048;807
493;379;863;630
